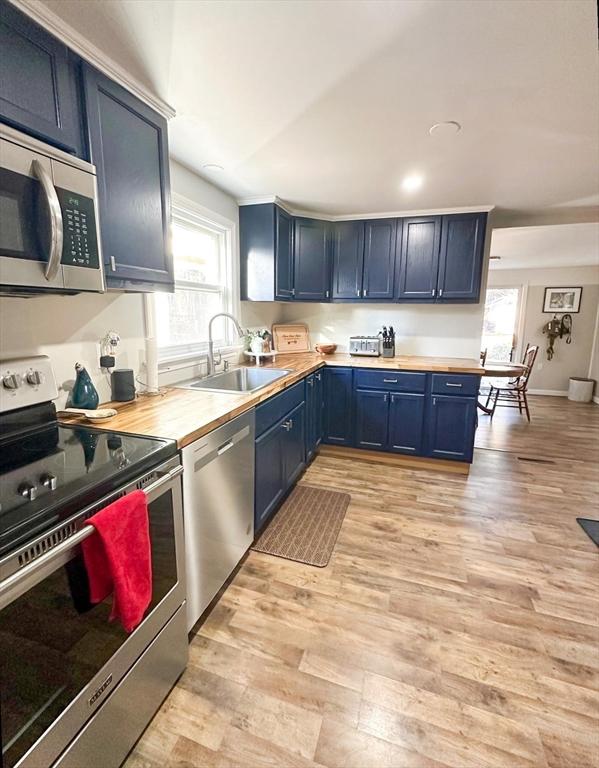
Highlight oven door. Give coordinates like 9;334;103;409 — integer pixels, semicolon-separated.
0;459;186;768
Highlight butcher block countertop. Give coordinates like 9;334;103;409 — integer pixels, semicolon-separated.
59;353;484;449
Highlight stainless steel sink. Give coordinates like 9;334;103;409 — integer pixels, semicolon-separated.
179;368;291;394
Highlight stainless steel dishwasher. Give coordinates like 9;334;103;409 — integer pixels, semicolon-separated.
182;410;255;631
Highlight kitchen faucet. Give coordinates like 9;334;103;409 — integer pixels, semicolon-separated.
207;312;244;377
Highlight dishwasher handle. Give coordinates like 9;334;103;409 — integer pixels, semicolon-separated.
192;424;251;470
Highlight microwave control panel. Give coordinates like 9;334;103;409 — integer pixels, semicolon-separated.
57;188;100;269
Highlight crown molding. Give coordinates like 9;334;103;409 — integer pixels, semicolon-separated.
10;0;176;119
237;196;494;221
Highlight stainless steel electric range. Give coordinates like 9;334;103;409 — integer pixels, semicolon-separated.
0;356;188;768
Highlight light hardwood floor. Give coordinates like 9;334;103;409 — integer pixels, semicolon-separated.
126;396;599;768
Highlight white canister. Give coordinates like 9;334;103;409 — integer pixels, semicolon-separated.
568;377;595;402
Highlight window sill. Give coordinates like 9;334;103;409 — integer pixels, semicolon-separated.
158;345;244;371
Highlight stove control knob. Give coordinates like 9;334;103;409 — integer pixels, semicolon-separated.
18;481;38;501
40;473;57;491
2;373;21;390
26;370;43;386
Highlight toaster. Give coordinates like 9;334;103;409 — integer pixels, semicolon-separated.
349;336;380;356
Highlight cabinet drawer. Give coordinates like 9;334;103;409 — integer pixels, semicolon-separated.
431;374;480;397
354;369;426;393
255;380;304;436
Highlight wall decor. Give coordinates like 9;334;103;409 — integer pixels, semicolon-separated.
542;287;582;313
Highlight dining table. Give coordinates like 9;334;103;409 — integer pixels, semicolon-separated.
478;361;528;414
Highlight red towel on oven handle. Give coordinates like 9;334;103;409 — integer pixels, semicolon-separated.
81;489;153;633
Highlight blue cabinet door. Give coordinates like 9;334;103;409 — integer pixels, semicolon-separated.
293;217;329;301
354;389;389;450
0;2;84;155
323;367;353;445
363;218;398;300
83;64;173;291
240;203;275;301
314;370;324;450
427;395;477;462
388;392;425;455
255;420;284;532
275;206;294;299
331;220;364;299
305;374;317;461
437;213;487;302
397;217;441;301
282;401;306;488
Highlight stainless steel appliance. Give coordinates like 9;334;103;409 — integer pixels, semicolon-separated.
349;335;380;356
0;124;104;295
0;356;187;768
182;410;255;631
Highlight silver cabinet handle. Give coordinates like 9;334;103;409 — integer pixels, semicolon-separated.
445;382;463;388
431;288;436;297
315;373;321;381
383;378;398;383
291;288;296;297
32;159;63;281
439;288;443;297
325;290;330;298
307;378;314;386
363;289;368;297
384;394;388;403
281;421;291;431
356;288;360;297
110;255;117;272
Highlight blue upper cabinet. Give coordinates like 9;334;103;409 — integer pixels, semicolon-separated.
362;218;398;300
0;1;84;155
275;206;294;299
83;65;173;291
397;216;442;301
437;213;487;302
293;217;330;301
240;203;276;301
331;220;364;299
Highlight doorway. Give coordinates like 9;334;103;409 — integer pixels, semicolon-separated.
481;287;522;362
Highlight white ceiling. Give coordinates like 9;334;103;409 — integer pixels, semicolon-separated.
490;223;599;270
34;0;599;225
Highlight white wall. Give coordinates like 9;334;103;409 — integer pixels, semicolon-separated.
277;301;484;358
487;264;599;394
0;292;146;408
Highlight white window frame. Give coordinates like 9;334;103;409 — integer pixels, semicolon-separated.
155;192;238;365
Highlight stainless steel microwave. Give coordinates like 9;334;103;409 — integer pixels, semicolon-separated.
0;124;105;295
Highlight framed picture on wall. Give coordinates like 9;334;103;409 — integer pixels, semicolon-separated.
543;287;582;313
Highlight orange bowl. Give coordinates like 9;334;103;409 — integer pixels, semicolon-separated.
315;343;337;355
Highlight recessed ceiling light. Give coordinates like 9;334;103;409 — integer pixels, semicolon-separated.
202;163;224;172
401;174;424;192
429;120;462;136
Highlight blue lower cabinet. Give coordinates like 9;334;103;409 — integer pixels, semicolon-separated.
388;392;425;455
323;367;353;445
427;394;477;462
255;420;285;533
305;373;324;461
282;402;306;488
354;389;389;450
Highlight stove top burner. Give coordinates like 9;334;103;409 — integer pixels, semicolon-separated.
0;422;176;557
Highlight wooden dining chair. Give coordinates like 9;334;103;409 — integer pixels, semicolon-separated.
486;344;539;421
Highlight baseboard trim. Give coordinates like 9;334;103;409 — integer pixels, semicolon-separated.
593;395;599;405
319;445;470;475
527;389;569;397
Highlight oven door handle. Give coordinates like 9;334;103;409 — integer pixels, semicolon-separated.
32;158;63;281
0;465;183;609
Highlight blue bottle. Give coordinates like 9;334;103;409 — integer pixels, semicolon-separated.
68;363;99;410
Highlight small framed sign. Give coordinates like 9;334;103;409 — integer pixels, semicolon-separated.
272;323;311;353
542;287;582;313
